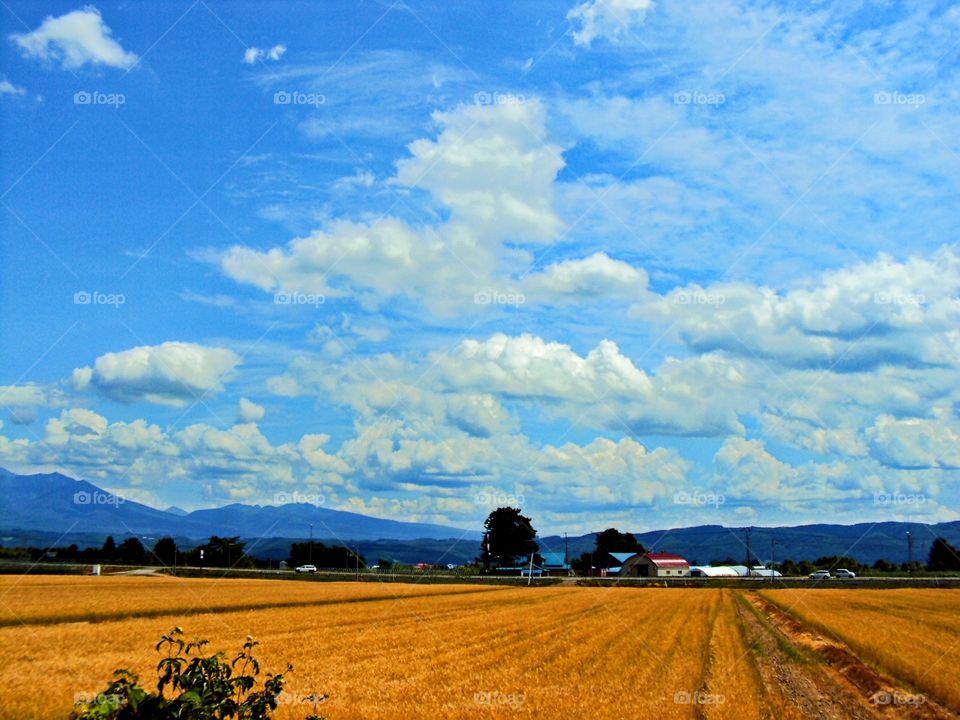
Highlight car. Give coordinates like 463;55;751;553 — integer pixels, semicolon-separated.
294;564;317;574
834;568;856;578
808;570;831;579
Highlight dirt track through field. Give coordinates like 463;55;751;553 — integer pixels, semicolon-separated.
744;593;955;719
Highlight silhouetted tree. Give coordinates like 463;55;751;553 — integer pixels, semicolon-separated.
187;536;252;568
594;528;642;555
928;537;960;571
572;528;646;575
101;536;117;562
480;507;538;568
288;541;364;569
117;537;147;565
152;537;178;566
873;558;896;572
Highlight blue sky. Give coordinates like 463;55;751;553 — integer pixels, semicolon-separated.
2;0;960;534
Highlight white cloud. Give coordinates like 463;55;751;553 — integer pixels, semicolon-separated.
220;100;567;313
0;79;26;96
568;0;654;47
431;333;746;436
332;169;375;191
269;332;746;438
75;342;241;406
523;252;648;303
395;101;565;243
238;397;265;422
632;249;960;372
244;44;287;64
11;6;138;70
0;384;49;409
866;412;960;470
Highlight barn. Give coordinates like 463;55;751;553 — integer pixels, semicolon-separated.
620;552;690;578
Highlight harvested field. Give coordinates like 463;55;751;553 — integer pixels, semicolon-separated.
759;588;960;714
1;576;957;719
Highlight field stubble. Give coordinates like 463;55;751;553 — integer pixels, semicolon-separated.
0;577;956;719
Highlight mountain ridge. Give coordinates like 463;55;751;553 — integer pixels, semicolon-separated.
0;468;478;542
2;468;957;564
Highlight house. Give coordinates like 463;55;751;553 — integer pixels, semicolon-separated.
620;552;691;578
540;551;572;576
605;552;636;576
584;551;637;576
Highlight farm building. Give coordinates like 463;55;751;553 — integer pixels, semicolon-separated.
690;565;750;578
540;551;572;576
621;552;691;578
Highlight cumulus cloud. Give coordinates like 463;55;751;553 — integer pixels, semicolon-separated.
268;332;746;438
244;44;286;64
568;0;654;47
74;342;241;406
238;397;265;422
431;333;746;436
522;252;648;303
0;383;62;424
395;101;565;243
11;6;138;70
633;249;960;372
866;412;960;470
220;100;567;314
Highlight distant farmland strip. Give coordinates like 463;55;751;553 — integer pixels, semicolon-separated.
0;576;502;627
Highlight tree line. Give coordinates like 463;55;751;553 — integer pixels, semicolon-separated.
3;509;959;574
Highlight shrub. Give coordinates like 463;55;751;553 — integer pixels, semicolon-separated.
70;627;327;720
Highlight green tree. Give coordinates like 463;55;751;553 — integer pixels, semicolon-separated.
594;528;643;555
101;536;117;563
188;537;251;568
153;537;178;566
873;558;895;573
572;528;645;575
118;537;147;565
480;507;538;568
927;537;960;571
288;541;364;569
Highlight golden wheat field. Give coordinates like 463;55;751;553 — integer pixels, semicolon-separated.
0;576;957;720
759;588;960;712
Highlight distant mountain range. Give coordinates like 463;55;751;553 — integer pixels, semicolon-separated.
0;468;478;543
1;468;957;565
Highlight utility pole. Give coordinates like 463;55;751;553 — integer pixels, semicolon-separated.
527;552;534;586
356;545;360;581
309;524;313;566
907;531;914;574
770;538;776;585
744;527;753;567
564;532;569;565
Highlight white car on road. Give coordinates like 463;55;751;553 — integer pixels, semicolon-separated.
808;570;831;579
834;568;856;578
295;564;317;574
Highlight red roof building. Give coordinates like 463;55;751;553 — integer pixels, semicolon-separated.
621;552;691;578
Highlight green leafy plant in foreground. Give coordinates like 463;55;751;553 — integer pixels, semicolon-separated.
71;627;327;720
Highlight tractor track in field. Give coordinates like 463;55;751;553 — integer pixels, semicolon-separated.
742;593;956;719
